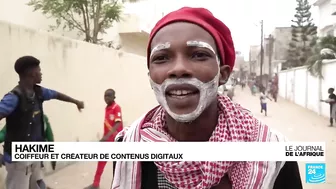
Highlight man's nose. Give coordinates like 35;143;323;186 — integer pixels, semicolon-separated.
167;56;192;79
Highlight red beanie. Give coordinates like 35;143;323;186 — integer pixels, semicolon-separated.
147;7;236;71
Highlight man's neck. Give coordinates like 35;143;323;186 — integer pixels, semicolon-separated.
107;101;115;107
18;80;35;91
165;100;218;141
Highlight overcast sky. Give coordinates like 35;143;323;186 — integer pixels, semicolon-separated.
127;0;319;60
164;0;319;59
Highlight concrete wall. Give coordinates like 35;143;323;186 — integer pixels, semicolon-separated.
0;20;158;185
278;60;336;117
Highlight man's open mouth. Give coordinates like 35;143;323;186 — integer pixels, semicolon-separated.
165;84;199;99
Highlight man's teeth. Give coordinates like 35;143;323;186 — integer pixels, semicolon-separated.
169;90;193;95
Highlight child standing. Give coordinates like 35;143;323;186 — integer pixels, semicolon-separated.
260;89;272;116
321;88;336;126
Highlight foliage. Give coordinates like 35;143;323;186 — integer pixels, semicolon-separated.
286;0;317;67
27;0;123;44
122;0;139;2
306;35;336;78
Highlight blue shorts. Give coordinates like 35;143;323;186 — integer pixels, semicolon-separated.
261;103;267;111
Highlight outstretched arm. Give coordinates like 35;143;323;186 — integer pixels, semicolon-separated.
56;92;80;104
42;87;84;111
320;99;334;103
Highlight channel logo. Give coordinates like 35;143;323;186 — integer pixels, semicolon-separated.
305;163;326;184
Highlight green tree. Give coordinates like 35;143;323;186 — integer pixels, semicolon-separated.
27;0;123;44
122;0;139;2
307;36;336;78
286;0;317;68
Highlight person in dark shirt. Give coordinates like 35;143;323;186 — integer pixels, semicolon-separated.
0;56;84;189
0;114;55;189
321;88;336;126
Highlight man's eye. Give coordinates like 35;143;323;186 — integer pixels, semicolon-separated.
152;55;168;63
191;52;210;59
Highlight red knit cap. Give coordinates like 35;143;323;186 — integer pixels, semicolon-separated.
147;7;236;71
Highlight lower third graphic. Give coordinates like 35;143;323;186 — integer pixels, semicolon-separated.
306;163;326;184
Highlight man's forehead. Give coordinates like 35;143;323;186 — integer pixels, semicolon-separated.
150;40;217;56
105;90;114;95
151;37;217;51
150;22;216;51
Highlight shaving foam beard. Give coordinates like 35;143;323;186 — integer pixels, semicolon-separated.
149;71;220;123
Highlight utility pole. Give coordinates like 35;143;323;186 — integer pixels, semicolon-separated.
259;20;264;85
249;48;252;75
267;34;275;80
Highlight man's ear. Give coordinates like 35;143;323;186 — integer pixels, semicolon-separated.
219;65;231;85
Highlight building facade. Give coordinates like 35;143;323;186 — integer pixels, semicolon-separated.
314;0;336;36
249;45;259;75
252;27;291;76
271;27;292;73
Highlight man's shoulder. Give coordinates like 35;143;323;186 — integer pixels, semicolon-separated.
115;115;145;142
3;90;19;101
256;123;288;142
9;85;21;95
115;103;121;108
330;93;336;99
110;103;121;111
114;106;164;142
235;108;288;142
112;102;122;110
34;85;50;92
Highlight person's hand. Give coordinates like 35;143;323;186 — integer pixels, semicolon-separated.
76;101;84;111
320;99;325;102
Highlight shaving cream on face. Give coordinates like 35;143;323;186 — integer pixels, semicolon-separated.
150;71;219;122
186;40;220;64
149;40;220;123
150;42;171;59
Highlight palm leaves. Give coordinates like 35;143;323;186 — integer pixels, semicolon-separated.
306;35;336;78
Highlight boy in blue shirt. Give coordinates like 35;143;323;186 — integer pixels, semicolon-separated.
0;56;84;189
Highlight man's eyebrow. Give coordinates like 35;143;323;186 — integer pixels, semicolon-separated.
150;42;171;58
186;40;220;64
186;41;216;55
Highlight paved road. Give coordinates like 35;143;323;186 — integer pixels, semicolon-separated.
234;88;335;189
45;88;335;189
45;162;114;189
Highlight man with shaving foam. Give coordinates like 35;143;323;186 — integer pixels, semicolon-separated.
112;7;303;189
